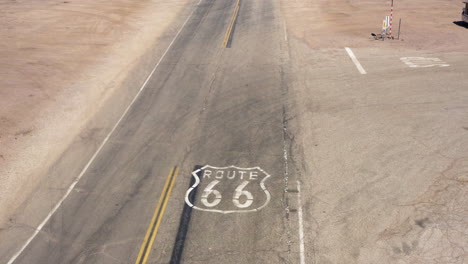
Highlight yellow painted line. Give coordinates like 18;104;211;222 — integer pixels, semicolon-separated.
222;0;241;48
135;167;180;264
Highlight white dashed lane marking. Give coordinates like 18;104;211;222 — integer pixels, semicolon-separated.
345;47;367;75
297;180;305;264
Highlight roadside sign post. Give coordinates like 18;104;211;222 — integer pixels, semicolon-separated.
382;16;390;37
389;1;394;36
397;18;402;40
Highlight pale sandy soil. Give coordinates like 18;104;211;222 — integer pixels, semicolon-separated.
0;0;191;226
282;0;468;51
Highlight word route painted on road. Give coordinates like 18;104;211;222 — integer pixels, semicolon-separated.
400;57;450;68
185;165;271;214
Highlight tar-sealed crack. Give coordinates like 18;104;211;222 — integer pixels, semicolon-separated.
282;104;292;262
279;19;300;261
280;42;294;261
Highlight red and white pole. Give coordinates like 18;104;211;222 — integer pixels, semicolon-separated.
389;1;394;36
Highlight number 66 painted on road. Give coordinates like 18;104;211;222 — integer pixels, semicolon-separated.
201;180;254;208
185;165;271;214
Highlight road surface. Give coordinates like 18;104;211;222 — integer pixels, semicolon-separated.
1;0;467;263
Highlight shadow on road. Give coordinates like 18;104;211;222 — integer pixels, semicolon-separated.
453;21;468;28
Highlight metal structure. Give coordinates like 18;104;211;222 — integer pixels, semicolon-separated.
389;1;394;36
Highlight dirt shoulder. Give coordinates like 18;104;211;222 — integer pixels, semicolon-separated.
0;0;191;226
281;0;468;263
281;0;468;51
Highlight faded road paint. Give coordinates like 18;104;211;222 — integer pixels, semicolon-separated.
185;165;271;214
400;57;450;68
135;167;179;264
345;47;367;74
297;180;305;264
222;0;241;48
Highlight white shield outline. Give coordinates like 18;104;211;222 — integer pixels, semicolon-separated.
184;165;272;214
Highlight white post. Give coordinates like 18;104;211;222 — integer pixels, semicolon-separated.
382;16;390;36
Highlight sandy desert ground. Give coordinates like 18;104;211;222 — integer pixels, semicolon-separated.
282;0;468;51
0;0;192;226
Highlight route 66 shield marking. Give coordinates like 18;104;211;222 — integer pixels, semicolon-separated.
185;165;271;214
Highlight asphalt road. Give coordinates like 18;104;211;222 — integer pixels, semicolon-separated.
2;0;468;263
1;0;295;263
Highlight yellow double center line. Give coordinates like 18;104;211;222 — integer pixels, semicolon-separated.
221;0;241;48
135;167;179;264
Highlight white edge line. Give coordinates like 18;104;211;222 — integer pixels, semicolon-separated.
345;47;367;75
297;180;305;264
283;21;288;41
184;165;272;214
7;2;202;263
